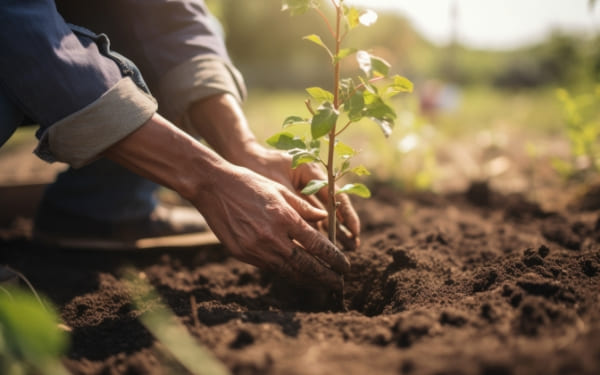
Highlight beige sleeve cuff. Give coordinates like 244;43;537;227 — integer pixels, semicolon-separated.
157;55;247;122
35;77;157;168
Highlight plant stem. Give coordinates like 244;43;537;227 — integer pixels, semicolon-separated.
327;3;343;243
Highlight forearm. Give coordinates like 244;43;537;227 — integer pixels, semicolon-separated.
104;112;229;201
186;93;264;165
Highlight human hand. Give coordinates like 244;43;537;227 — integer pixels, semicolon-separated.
191;164;351;291
235;145;361;250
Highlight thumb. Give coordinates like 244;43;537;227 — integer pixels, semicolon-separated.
282;189;327;222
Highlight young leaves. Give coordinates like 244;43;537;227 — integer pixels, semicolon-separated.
338;183;371;198
311;103;338;139
266;132;306;150
274;0;413;244
301;179;328;195
303;34;333;58
282;115;309;127
306;87;334;103
281;0;318;15
386;75;414;97
357;51;391;78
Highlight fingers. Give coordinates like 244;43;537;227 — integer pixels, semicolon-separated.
289;220;350;275
277;246;344;291
335;193;361;239
282;188;327;222
336;221;358;250
314;186;360;237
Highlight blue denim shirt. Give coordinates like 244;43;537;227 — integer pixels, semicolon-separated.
0;0;128;149
0;0;245;165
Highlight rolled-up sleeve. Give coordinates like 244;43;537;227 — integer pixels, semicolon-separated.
127;0;247;122
55;0;247;123
0;0;157;168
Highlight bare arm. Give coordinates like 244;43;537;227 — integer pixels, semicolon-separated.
184;93;361;248
103;113;349;290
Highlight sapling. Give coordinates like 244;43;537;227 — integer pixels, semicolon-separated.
268;0;413;244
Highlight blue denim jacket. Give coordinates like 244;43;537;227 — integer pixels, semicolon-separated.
0;0;132;149
1;0;245;166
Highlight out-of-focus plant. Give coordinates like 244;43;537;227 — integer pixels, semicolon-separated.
0;287;69;375
125;271;230;375
553;88;600;180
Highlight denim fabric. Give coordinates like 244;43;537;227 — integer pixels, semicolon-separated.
0;0;158;221
46;0;239;221
43;24;159;220
0;0;123;139
68;23;152;96
2;0;236;222
0;90;23;148
56;0;233;97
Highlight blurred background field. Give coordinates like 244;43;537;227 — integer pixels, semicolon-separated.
208;0;600;202
2;0;599;206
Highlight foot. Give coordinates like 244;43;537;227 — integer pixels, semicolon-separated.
33;203;218;250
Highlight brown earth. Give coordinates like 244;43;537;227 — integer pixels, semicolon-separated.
1;181;599;375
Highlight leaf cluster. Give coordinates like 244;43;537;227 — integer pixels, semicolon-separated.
273;0;413;224
553;87;600;178
0;288;69;375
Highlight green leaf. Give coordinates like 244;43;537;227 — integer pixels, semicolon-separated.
371;55;390;77
337;183;371;198
282;116;309;127
386;75;414;97
266;132;306;150
334;141;355;158
292;152;317;168
0;288;68;372
281;0;318;15
340;159;351;173
350;165;371;176
309;139;321;150
306;87;334;103
363;90;396;125
370;118;393;138
346;92;365;122
303;34;333;57
339;77;355;104
345;7;360;29
311;103;338;139
334;48;358;64
301;179;328;195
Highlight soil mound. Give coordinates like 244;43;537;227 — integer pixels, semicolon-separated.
1;183;599;374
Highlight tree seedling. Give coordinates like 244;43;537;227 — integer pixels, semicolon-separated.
268;0;413;245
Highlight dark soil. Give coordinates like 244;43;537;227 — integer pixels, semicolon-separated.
1;182;599;375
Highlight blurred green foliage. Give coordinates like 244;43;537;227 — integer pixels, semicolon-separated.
207;0;599;91
0;287;69;375
553;87;600;179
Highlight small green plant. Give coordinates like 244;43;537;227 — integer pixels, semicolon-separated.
553;87;600;180
267;0;413;243
0;287;69;375
124;271;230;375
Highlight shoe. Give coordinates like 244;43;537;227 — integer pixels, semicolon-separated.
33;203;219;250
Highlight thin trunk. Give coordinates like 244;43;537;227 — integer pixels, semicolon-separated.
327;4;342;243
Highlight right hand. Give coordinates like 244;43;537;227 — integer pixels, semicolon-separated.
191;165;351;291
